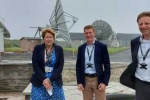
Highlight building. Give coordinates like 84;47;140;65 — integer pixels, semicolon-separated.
70;32;85;47
56;32;85;48
0;21;10;52
20;37;41;52
56;32;141;48
116;33;140;47
69;32;140;47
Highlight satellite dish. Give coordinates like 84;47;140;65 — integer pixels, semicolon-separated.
92;20;113;41
29;27;43;38
108;31;120;47
49;0;78;46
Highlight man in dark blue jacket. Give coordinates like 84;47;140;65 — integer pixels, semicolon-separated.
76;25;111;100
120;11;150;100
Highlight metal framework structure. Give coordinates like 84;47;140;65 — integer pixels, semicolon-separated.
49;0;78;46
30;0;78;47
30;27;43;38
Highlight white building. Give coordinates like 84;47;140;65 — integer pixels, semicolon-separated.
0;21;10;52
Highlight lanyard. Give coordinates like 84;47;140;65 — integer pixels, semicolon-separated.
140;45;150;61
44;47;53;62
87;46;94;62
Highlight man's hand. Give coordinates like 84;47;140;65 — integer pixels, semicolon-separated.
78;84;84;91
98;83;106;91
43;78;52;90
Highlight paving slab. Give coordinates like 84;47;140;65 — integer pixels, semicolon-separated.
0;82;135;100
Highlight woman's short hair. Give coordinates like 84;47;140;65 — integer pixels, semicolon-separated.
41;28;55;39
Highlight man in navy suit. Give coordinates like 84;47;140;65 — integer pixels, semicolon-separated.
133;11;150;100
120;11;150;100
76;25;111;100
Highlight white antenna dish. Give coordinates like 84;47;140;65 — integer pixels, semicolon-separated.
50;0;78;46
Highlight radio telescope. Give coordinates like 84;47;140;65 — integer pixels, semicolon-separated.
92;20;113;41
49;0;78;46
108;32;120;47
30;0;78;46
30;27;43;38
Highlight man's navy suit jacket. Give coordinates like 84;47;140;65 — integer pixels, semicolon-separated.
120;36;141;89
76;40;111;87
30;43;64;87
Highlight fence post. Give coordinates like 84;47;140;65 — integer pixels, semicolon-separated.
0;51;1;62
72;49;75;59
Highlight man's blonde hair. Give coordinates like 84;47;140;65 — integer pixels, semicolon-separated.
84;25;95;32
137;11;150;22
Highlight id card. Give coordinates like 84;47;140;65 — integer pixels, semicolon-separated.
45;66;53;72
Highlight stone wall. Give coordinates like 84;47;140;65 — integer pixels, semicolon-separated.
0;61;129;92
62;62;129;85
0;62;32;92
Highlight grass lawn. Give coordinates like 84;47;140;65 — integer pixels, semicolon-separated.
4;47;21;52
108;47;129;54
63;47;129;54
63;48;78;52
4;47;129;55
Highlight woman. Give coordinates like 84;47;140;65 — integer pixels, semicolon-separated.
30;27;65;100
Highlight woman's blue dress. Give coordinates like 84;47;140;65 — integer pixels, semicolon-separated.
30;49;65;100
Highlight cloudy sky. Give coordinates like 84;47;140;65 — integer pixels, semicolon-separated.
0;0;150;39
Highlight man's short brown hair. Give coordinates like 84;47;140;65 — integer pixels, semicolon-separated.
84;25;95;32
41;28;55;39
137;11;150;22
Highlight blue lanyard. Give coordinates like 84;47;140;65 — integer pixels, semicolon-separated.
87;46;94;62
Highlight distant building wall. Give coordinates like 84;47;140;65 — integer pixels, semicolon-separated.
20;39;27;51
56;38;131;47
20;38;41;52
56;41;71;48
116;33;140;47
0;28;4;52
71;40;86;48
118;40;131;47
56;40;86;48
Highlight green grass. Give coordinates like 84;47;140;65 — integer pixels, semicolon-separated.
108;47;129;54
4;47;129;54
63;47;129;54
4;47;21;52
63;48;78;52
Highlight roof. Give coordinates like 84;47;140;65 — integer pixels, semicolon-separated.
20;37;42;40
70;32;85;40
116;33;140;41
56;32;141;41
70;33;141;41
56;32;85;40
0;21;10;38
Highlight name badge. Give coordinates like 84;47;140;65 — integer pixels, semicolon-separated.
45;66;53;72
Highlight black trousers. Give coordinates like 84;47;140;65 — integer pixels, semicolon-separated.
135;78;150;100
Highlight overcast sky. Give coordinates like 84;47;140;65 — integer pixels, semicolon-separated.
0;0;150;39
